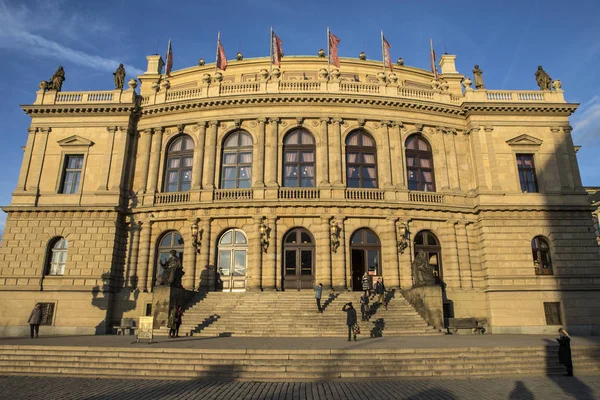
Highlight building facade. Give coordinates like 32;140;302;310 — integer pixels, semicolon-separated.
1;52;599;336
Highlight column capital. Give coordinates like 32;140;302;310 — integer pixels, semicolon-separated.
233;119;242;128
331;117;343;125
268;117;280;124
386;216;398;223
445;219;459;226
256;117;267;124
356;118;366;127
392;121;404;129
106;126;118;133
196;121;208;129
208;120;219;127
36;127;51;134
550;126;561;133
319;117;330;124
152;126;165;133
296;117;304;127
483;126;494;132
380;120;392;127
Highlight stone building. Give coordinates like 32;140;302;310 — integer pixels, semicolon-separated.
1;52;599;337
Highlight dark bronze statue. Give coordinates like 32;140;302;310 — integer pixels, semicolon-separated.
473;65;485;89
535;65;552;90
113;63;126;90
412;250;435;288
47;66;65;92
157;250;184;288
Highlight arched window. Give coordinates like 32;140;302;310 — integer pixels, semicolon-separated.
532;236;552;275
221;131;253;189
155;231;184;285
414;230;442;284
283;129;315;187
346;131;378;188
217;229;248;291
349;228;381;291
406;135;435;192
46;237;68;276
164;135;194;192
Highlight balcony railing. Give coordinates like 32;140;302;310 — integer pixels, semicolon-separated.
220;82;261;95
279;81;321;92
278;188;320;200
166;87;203;102
55;91;114;103
345;188;385;201
155;191;190;204
408;191;444;204
484;91;545;102
214;189;253;201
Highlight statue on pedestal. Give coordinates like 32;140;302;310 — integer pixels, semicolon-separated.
47;66;65;92
472;65;485;89
157;250;184;288
113;63;126;90
535;65;552;90
412;250;435;288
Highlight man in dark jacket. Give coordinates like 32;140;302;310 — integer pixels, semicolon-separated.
375;278;386;309
342;302;357;341
27;303;43;338
313;283;323;313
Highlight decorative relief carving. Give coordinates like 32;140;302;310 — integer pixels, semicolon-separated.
311;120;320;128
415;123;424;132
356;118;365;127
296;117;304;127
234;119;242;128
484;126;494;132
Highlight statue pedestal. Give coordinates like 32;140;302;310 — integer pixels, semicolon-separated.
152;286;195;329
401;285;444;329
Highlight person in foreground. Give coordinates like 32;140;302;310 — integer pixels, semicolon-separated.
342;302;357;342
27;303;43;338
556;328;573;376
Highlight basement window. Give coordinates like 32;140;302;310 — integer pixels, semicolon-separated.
543;302;562;325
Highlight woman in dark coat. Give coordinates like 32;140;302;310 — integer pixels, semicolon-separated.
361;273;371;296
556;328;573;376
342;302;357;342
360;293;370;321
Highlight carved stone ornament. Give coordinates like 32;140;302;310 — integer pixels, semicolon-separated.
472;65;485;89
202;73;211;84
318;68;329;81
198;58;205;66
318;49;326;57
213;72;223;83
411;249;436;288
271;68;281;80
359;51;366;60
160;79;170;90
151;81;160;92
128;79;138;90
39;81;48;91
439;79;449;92
259;69;269;81
376;72;386;83
388;73;398;84
113;63;126;90
415;123;424;132
461;77;473;91
430;79;440;90
552;80;562;90
330;69;341;81
296;117;304;127
397;57;405;66
535;65;552;91
236;52;243;61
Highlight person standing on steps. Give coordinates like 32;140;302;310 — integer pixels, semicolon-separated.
27;303;43;339
361;272;371;296
557;328;573;376
360;292;370;321
342;302;357;341
313;283;323;313
375;277;387;309
168;306;184;338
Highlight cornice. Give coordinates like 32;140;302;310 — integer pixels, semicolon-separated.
21;104;137;116
462;102;578;116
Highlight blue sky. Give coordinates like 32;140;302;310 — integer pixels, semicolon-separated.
1;0;599;232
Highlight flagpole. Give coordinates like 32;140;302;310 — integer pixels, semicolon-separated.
215;32;220;74
381;30;385;74
270;26;273;73
327;26;330;76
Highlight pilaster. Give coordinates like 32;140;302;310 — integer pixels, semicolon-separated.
138;220;153;292
399;219;413;289
135;129;153;195
146;126;164;194
28;127;50;200
254;117;267;187
126;221;142;289
385;217;401;288
456;221;473;288
330;118;343;186
247;216;264;291
266;117;280;187
262;215;278;290
197;218;212;291
318;117;330;186
15;128;36;192
191;121;207;190
389;121;405;189
202;121;219;190
442;220;460;288
184;218;197;290
483;126;502;191
332;216;347;290
318;216;333;290
379;121;394;188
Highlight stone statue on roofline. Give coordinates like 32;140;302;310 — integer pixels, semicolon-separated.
113;63;126;90
535;65;552;91
45;66;65;92
412;250;436;288
472;65;485;89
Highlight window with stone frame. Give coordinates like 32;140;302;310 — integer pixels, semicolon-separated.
543;302;562;325
59;155;84;194
516;154;539;193
220;131;253;189
405;135;435;192
532;236;552;275
45;237;68;276
164;135;194;192
345;130;378;188
283;129;316;187
39;302;56;326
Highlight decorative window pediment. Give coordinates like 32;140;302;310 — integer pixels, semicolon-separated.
57;135;94;148
506;134;543;147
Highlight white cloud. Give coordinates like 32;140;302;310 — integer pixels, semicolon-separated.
0;0;144;76
572;96;600;145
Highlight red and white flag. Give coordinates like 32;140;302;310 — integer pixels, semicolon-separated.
429;38;439;80
383;35;393;72
329;31;341;68
165;40;173;77
216;33;227;71
271;30;284;67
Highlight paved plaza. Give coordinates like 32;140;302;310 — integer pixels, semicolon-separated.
0;375;598;400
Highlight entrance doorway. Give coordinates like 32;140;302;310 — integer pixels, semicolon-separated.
282;228;315;290
349;229;381;291
217;229;248;292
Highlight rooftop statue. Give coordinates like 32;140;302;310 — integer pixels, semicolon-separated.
473;65;485;89
535;65;552;91
412;249;435;288
47;66;65;92
113;64;126;90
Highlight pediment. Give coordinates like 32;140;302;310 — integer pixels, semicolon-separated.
57;135;94;147
506;134;543;147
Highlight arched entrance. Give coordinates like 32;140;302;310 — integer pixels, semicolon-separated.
282;228;315;290
217;229;248;292
350;229;381;291
414;230;442;285
155;231;184;287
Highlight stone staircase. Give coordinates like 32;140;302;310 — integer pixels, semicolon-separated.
156;290;441;338
0;345;598;380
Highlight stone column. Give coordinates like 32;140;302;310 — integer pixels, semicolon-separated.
318;216;333;289
109;127;129;191
456;221;473;288
247;216;264;291
146;127;164;193
468;127;489;191
184;218;197;290
197;218;212;291
445;131;461;191
203;121;219;189
28;127;50;197
274;218;283;291
254;118;266;187
399;219;412;289
266;118;280;187
442;220;460;288
436;127;451;191
380;121;393;187
191;122;207;190
136;129;153;194
330;118;343;186
332;216;347;290
564;126;583;188
389;122;404;189
262;216;278;290
483;126;502;191
318;118;330;186
16;128;37;191
127;221;142;289
138;220;153;292
385;217;401;288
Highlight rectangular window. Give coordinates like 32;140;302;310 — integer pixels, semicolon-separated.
39;302;56;326
516;154;538;193
60;155;84;194
544;302;562;325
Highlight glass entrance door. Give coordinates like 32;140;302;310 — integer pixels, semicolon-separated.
217;229;248;292
282;229;315;290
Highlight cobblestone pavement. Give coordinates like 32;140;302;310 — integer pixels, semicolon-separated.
0;375;598;400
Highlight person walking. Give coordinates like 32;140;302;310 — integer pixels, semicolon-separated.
375;278;387;309
27;303;43;339
313;283;323;313
360;293;370;321
361;273;371;296
342;302;358;342
557;328;573;376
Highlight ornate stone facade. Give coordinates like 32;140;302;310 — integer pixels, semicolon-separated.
1;53;599;336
